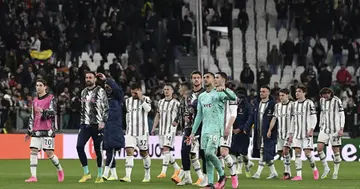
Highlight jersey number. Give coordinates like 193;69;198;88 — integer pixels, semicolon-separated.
306;138;311;146
166;136;172;142
140;140;147;146
44;139;52;146
333;136;340;142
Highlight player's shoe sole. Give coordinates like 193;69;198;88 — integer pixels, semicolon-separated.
119;177;131;182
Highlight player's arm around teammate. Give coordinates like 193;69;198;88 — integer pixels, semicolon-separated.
316;88;345;180
121;83;152;183
25;79;64;183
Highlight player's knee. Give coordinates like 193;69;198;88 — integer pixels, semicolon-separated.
30;148;39;153
278;150;284;157
140;150;148;157
126;148;134;156
304;150;311;157
317;143;325;152
294;148;301;155
162;147;170;153
76;144;85;151
45;150;54;157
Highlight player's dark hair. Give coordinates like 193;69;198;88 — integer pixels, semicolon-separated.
279;88;290;95
296;85;307;93
164;83;174;90
215;72;228;81
130;82;141;90
260;85;270;91
36;79;47;86
85;71;96;77
320;87;334;96
190;70;202;78
180;81;192;90
204;72;215;78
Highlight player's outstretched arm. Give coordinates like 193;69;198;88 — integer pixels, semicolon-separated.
96;88;109;123
191;99;203;135
106;78;124;100
42;96;56;119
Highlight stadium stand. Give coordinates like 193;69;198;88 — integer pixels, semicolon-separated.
0;0;359;137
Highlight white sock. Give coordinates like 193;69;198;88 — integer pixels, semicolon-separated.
110;168;117;177
224;154;236;176
125;156;134;178
283;154;291;174
318;151;329;169
143;155;151;178
49;154;63;171
267;160;277;175
306;154;317;171
238;155;244;169
30;151;38;177
191;157;204;179
161;152;171;174
184;170;191;179
333;152;341;175
256;161;265;175
103;166;110;177
295;155;302;177
169;154;180;170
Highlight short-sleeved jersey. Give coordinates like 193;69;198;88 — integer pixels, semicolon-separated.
125;96;151;136
292;99;317;139
157;98;180;135
319;96;345;134
273;101;294;140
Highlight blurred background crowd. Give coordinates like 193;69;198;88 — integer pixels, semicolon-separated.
0;0;359;138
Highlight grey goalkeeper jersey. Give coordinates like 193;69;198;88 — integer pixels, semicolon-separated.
80;86;109;125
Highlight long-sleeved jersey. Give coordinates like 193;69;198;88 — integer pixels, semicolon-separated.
192;88;237;136
80;86;109;125
319;96;345;134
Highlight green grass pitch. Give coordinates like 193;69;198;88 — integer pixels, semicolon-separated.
0;160;359;189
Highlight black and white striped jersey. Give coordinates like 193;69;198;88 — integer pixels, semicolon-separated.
319;96;345;134
157;98;180;135
291;99;317;139
273;101;294;140
80;86;109;125
125;96;152;136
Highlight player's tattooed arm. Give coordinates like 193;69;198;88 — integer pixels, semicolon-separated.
42;96;56;119
97;88;109;123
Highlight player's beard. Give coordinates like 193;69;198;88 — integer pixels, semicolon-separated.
86;81;94;87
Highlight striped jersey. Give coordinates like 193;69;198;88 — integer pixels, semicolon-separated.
157;98;180;135
291;99;317;139
224;99;238;129
258;101;269;136
319;96;345;134
273;101;294;140
80;86;109;125
125;96;152;136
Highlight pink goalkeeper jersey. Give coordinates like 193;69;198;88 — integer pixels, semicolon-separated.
30;94;56;131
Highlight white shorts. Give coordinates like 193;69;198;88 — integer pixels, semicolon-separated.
125;135;149;151
317;131;342;146
159;132;175;149
292;137;314;150
190;138;200;154
30;137;55;150
220;132;233;148
277;138;290;151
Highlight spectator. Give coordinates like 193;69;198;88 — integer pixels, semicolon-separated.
318;64;332;89
345;39;360;66
300;64;317;84
240;63;255;91
275;0;288;36
336;64;352;85
270;82;280;97
237;9;249;35
312;39;326;69
281;37;295;67
267;45;282;74
182;15;193;56
257;65;271;90
331;34;344;67
295;37;309;67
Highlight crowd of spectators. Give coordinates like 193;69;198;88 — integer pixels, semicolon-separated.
0;0;197;133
